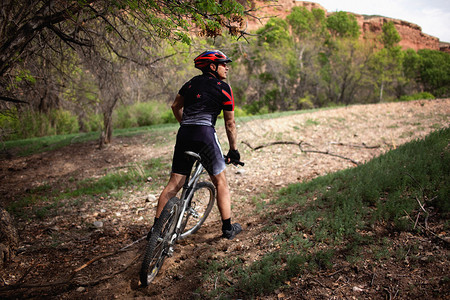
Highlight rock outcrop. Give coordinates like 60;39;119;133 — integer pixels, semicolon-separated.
356;15;439;51
245;0;442;51
439;42;450;53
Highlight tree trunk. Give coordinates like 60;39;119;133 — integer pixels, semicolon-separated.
379;81;384;102
99;110;113;148
99;96;119;149
0;207;18;266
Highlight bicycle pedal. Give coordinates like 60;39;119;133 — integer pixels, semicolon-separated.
188;207;199;218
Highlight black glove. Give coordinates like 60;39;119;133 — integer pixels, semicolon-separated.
226;149;240;163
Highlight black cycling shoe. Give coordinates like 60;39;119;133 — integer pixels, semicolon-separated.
222;223;242;240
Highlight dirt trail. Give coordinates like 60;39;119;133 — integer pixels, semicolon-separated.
0;99;449;299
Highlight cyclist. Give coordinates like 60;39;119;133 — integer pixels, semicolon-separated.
148;50;242;240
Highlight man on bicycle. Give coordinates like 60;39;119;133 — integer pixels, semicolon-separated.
149;50;242;240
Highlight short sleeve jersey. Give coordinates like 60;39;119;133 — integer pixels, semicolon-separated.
178;74;234;127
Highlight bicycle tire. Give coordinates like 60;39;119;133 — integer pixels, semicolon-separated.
139;196;180;286
179;181;215;239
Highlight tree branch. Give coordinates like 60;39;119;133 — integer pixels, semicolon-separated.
242;140;360;165
330;141;380;149
0;96;29;104
0;235;145;291
47;24;92;47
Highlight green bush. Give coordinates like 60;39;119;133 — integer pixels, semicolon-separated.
397;92;435;102
0;108;79;140
161;109;177;124
243;101;269;115
82;112;103;132
113;101;173;128
51;109;79;134
297;96;315;110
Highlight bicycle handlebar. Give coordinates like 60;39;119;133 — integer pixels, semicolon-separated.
185;151;244;166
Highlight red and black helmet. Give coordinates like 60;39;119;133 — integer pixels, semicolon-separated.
194;50;232;70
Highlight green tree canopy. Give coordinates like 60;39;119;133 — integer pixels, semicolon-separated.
418;49;450;97
287;7;327;41
0;0;247;96
381;21;401;49
326;11;360;38
256;18;292;47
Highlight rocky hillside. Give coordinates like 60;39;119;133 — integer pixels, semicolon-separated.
245;0;446;52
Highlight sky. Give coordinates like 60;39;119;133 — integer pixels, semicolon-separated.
307;0;450;42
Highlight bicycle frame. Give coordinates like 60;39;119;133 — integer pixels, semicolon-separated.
140;150;243;286
173;151;205;240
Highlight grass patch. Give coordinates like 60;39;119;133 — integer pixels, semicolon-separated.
204;128;449;298
7;158;169;218
2;123;179;157
305;118;320;126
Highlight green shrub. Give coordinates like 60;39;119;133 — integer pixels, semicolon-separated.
243;101;269;115
297;95;315;110
82;112;103;132
0;108;79;140
51;109;79;134
397;92;435;102
161;109;177;123
114;101;173;128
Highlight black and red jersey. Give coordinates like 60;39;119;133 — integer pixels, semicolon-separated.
178;74;234;127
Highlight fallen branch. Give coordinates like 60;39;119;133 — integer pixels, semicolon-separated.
74;235;146;273
299;142;359;165
242;140;359;165
330;142;380;149
242;140;303;150
403;210;449;244
75;253;141;287
0;236;146;291
404;172;430;229
415;196;429;229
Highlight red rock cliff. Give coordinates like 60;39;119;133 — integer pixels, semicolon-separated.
245;0;441;51
355;15;439;51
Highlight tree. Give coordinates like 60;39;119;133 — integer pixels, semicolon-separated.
0;0;248;144
286;7;328;107
417;49;450;97
0;0;249;265
381;21;401;49
320;39;368;105
368;21;404;102
326;11;360;39
0;0;246;80
397;48;422;97
0;207;18;267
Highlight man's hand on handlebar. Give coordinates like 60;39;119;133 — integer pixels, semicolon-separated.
225;149;244;166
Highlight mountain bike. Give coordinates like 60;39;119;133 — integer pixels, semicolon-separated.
139;151;244;286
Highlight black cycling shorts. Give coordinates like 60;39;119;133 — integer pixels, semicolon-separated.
171;125;226;176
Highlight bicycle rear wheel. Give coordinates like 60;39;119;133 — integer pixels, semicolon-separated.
139;196;180;286
179;181;215;239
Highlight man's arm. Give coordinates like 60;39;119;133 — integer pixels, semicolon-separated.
171;94;184;123
223;110;237;150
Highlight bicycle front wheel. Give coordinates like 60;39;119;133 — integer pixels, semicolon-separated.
179;181;215;239
140;196;180;286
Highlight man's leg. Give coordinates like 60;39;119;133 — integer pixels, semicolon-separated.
147;172;185;240
155;172;186;218
210;170;242;240
209;170;231;220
